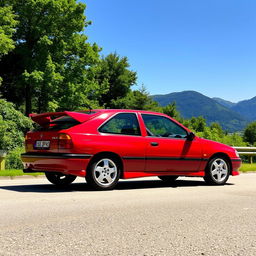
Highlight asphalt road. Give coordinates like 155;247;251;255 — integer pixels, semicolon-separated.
0;174;255;256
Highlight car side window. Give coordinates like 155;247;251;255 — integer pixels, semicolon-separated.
142;114;187;138
99;113;141;136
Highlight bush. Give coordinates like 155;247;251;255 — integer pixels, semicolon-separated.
0;99;32;151
5;147;25;170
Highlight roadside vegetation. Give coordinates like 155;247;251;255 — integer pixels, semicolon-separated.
0;1;256;173
239;163;256;173
0;170;42;177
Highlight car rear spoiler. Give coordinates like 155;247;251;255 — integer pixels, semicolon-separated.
29;111;94;127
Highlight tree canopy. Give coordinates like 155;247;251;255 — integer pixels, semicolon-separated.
0;4;17;56
92;53;137;108
110;86;161;111
0;0;100;115
162;102;181;121
243;121;256;145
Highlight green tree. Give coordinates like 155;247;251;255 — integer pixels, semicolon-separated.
0;3;17;86
190;119;245;146
0;4;17;56
184;116;206;132
111;86;161;111
210;122;224;137
162;102;181;120
93;53;137;108
0;99;32;151
0;0;100;115
221;133;246;147
243;121;256;145
196;126;221;142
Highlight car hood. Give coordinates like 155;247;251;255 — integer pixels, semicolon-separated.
197;137;236;154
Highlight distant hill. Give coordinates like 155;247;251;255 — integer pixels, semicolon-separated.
212;97;236;108
212;96;256;121
231;97;256;121
153;91;248;132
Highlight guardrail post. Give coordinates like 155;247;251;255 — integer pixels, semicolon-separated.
0;150;7;171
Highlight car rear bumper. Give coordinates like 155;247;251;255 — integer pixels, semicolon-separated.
21;152;92;177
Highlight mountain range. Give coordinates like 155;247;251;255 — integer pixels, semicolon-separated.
152;90;255;132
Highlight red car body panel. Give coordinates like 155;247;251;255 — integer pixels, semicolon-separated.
21;109;241;179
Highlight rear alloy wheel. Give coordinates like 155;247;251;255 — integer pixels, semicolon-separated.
204;157;230;185
158;175;179;183
45;172;77;186
86;157;120;190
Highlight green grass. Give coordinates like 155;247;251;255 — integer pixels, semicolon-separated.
239;163;256;173
0;163;255;177
0;169;43;177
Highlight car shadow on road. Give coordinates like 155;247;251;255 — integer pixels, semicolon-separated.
116;179;234;190
0;179;234;193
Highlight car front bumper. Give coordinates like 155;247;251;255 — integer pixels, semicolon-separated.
231;158;242;176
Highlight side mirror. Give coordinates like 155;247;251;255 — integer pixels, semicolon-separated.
187;132;195;141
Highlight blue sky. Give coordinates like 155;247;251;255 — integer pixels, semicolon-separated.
83;0;256;102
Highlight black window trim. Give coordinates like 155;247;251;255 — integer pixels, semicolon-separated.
98;112;142;137
141;113;189;139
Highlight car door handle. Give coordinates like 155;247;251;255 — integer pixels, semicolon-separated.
150;142;159;146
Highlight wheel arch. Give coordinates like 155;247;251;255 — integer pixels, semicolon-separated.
207;152;232;172
87;151;124;178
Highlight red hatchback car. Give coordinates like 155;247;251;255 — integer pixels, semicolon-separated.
21;109;241;190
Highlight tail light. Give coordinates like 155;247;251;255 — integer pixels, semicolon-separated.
25;134;29;150
58;133;73;149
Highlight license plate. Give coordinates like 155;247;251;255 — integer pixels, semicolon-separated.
34;140;50;149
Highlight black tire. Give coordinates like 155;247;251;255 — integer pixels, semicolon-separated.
158;175;179;183
45;172;77;186
204;156;230;185
86;156;121;190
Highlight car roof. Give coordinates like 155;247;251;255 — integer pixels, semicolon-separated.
87;109;166;116
87;109;190;132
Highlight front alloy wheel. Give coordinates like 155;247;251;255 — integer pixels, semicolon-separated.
204;157;230;185
86;157;120;190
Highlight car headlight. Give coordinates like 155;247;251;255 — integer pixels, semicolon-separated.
235;150;240;158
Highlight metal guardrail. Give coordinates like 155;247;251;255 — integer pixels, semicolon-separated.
233;147;256;163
